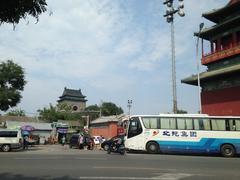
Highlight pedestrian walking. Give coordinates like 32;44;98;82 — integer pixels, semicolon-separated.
98;135;104;150
23;135;29;150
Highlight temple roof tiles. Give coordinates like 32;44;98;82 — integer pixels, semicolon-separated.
202;0;240;23
195;15;240;40
181;64;240;86
58;87;87;102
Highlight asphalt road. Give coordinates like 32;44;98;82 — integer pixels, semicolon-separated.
0;145;240;180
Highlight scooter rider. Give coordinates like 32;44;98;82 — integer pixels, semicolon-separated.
112;136;123;150
108;136;125;155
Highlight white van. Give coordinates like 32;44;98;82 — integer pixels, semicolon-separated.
0;129;23;152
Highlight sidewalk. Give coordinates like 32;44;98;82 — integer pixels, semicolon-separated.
20;144;105;155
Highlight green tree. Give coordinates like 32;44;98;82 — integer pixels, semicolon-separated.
101;102;123;116
6;108;26;116
85;104;100;112
38;104;84;122
37;104;59;122
0;0;47;25
177;109;188;114
85;104;101;120
0;60;27;111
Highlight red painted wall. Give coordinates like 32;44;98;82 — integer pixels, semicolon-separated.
90;122;118;139
202;86;240;116
109;123;118;137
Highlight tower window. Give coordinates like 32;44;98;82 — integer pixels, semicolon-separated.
73;106;78;111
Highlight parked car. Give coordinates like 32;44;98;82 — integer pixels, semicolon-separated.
101;135;125;151
69;134;94;150
0;129;22;152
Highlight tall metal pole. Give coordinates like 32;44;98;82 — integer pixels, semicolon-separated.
127;100;132;116
171;21;178;113
196;23;204;114
163;0;184;114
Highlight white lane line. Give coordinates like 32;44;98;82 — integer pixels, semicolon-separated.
75;157;107;160
158;173;192;180
79;177;149;180
78;177;158;180
94;166;177;171
14;157;106;160
78;173;192;180
14;157;61;160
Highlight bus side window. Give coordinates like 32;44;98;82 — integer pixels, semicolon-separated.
176;118;193;130
194;118;210;130
194;119;200;130
186;118;193;130
236;120;240;131
177;118;186;130
211;119;226;131
142;117;158;129
227;120;236;131
194;119;204;130
161;118;176;129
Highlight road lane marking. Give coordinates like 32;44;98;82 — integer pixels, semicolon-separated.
78;173;192;180
14;157;106;160
94;166;177;171
75;157;107;160
14;157;61;160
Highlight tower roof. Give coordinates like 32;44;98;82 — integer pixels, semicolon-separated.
195;15;240;40
194;0;240;40
181;64;240;86
202;0;240;23
58;87;87;102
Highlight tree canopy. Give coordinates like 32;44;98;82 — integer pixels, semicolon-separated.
177;109;188;114
38;101;124;122
0;0;48;25
37;104;59;122
101;102;123;116
85;104;100;112
86;102;123;116
38;103;85;123
0;60;26;111
6;108;26;116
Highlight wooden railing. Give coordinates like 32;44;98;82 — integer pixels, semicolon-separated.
202;43;240;65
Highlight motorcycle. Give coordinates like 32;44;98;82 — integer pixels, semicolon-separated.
107;141;125;155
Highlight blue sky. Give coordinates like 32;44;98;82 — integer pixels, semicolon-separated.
0;0;228;116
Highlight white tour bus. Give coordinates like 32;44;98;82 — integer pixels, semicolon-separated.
125;114;240;157
0;129;23;152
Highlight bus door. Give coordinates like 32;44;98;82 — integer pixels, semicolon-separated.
125;117;144;150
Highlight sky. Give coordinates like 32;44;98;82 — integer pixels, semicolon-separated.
0;0;229;116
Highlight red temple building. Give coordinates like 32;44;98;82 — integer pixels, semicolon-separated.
182;0;240;116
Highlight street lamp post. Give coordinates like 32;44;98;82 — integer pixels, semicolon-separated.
196;23;204;114
127;100;132;116
163;0;185;114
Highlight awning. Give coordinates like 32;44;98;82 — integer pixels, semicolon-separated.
57;128;68;134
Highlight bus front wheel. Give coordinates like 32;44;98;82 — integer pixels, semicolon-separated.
221;144;235;157
146;142;159;154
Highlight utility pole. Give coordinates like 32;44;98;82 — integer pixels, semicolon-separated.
127;100;132;116
163;0;185;114
196;23;204;114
